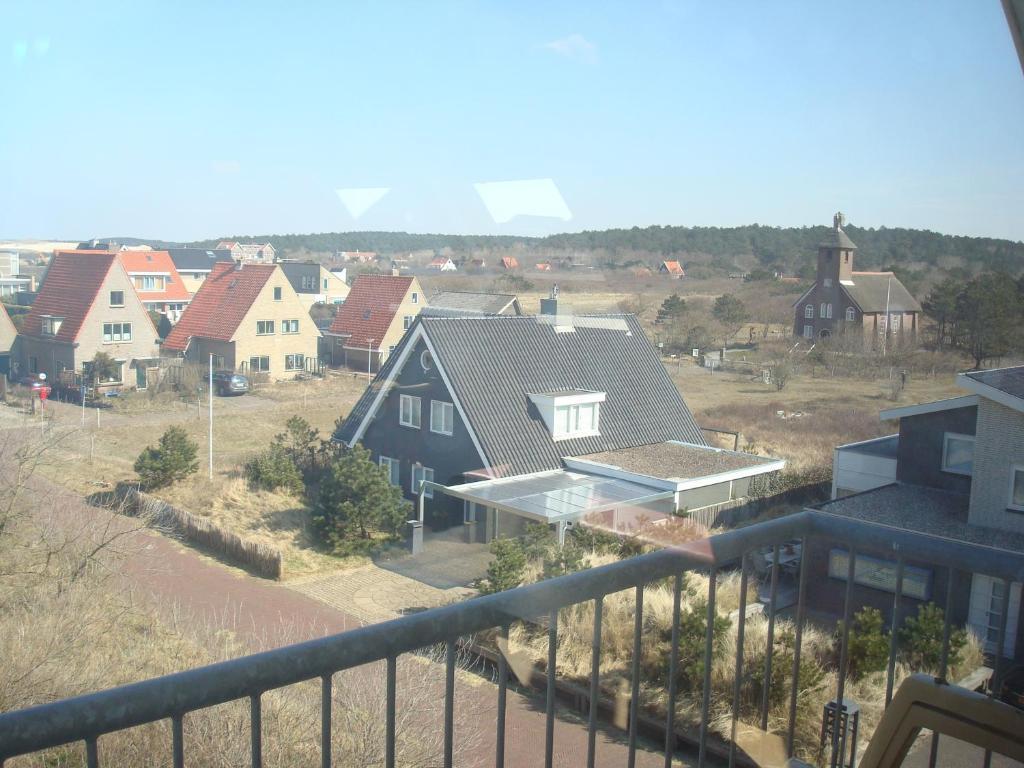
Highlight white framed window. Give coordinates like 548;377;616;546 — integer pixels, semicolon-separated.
109;291;124;307
411;465;434;498
804;304;813;319
411;292;418;304
969;574;1021;656
256;320;275;335
285;353;305;371
1009;465;1024;511
941;433;974;476
323;278;329;290
273;287;282;301
249;356;270;372
845;306;855;321
802;324;813;339
102;322;131;343
399;394;421;428
42;315;63;336
421;350;433;371
282;319;299;334
379;455;400;486
552;403;600;439
430;400;454;435
825;303;833;319
819;302;827;318
141;276;158;290
403;315;414;330
823;278;833;288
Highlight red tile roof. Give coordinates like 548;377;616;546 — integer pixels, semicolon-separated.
117;250;190;302
328;274;414;349
163;263;276;352
23;251;117;342
661;260;684;275
500;257;519;269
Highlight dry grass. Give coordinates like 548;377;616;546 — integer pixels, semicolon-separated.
506;567;983;765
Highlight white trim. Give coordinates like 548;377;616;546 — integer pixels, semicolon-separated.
958;372;1024;414
941;432;975;476
398;394;421;428
880;394;978;422
1009;464;1024;512
835;433;900;452
791;285;814;308
429;399;454;436
347;324;494;477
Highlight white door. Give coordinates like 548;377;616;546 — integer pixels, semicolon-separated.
968;574;1021;657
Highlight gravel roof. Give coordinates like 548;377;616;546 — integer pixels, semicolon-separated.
814;484;1024;553
577;441;775;481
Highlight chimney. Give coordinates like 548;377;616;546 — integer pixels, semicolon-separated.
539;284;574;332
540;283;560;316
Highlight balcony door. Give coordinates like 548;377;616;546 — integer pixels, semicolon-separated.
968;574;1021;657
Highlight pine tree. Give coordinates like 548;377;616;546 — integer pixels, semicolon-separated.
134;426;199;490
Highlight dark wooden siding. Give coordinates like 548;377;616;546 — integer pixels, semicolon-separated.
895;405;977;493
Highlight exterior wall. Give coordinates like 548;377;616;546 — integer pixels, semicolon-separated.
230;268;320;380
190;339;237;371
319;266;349;304
832;444;897;498
17;335;76;381
179;271;209;296
968;399;1024;533
342;277;425;369
896;406;976;493
358;337;484;528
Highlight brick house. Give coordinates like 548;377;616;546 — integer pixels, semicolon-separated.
167;248;234;295
17;251;160;389
812;365;1024;664
792;213;921;345
162;262;319;380
117;250;191;323
217;241;276;264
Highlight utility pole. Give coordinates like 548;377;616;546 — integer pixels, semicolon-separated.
208;354;213;480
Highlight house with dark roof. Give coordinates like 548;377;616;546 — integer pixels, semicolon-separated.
336;297;783;534
277;260;350;310
322;274;425;372
162;262;319;379
167;248;234;295
811;364;1024;664
17;251;159;389
793;212;921;344
117;250;191;323
423;291;521;317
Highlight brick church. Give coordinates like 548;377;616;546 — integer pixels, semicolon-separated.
792;213;921;346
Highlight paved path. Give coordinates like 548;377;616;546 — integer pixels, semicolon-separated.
15;448;703;767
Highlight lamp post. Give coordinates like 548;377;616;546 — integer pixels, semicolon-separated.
367;338;375;382
208;354;213;480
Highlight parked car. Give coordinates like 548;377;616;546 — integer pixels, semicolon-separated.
211;371;249;396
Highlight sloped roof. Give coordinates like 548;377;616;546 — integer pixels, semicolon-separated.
22;251;116;342
660;260;684;274
338;314;707;475
278;261;321;293
500;257;519;269
163;263;276;351
818;228;858;250
841;272;921;313
960;366;1024;412
423;291;520;316
167;248;234;271
0;302;17;354
327;274;414;349
117;250;189;301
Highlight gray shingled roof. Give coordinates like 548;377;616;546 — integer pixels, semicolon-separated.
841;273;921;313
423;291;520;316
337;314;706;475
818;228;858;250
962;366;1024;402
814;483;1024;553
278;261;321;293
167;248;233;271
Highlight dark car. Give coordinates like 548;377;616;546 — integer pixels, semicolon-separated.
211;371;249;396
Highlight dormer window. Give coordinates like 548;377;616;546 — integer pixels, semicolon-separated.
41;315;63;336
528;389;605;441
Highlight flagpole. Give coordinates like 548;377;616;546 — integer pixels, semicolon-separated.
882;276;892;356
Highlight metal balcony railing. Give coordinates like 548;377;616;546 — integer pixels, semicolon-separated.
1;509;1024;768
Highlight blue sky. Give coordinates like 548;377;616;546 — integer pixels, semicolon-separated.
3;1;1023;242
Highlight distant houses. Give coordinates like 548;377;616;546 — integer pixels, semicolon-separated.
0;250;35;299
427;257;457;272
277;260;350;309
217;241;276;264
322;274;425;372
338;250;378;264
162;263;319;379
17;251;159;389
117;250;191;323
167;248;235;295
499;256;519;270
659;260;685;278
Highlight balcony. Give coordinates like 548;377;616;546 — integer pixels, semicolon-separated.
1;509;1023;767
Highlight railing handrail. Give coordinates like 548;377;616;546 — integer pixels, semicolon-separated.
3;508;1024;762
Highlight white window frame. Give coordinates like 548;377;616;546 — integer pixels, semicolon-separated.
803;324;813;339
941;432;975;476
284;353;305;371
109;291;124;307
42;315;63;336
845;306;855;322
411;465;434;498
379;455;400;486
282;319;299;334
399;394;421;428
140;275;158;291
430;400;454;436
819;302;827;318
256;320;275;335
1009;465;1024;512
411;292;418;304
102;321;131;343
826;303;833;319
403;315;414;330
249;356;270;372
804;304;813;319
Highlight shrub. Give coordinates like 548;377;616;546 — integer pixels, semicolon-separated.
651;595;731;690
770;361;793;391
899;603;968;672
478;538;528;595
749;628;826;712
311;445;409;553
273;415;321;477
134;426;199;490
834;607;889;680
244;445;304;494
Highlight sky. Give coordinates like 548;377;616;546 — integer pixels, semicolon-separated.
2;1;1023;242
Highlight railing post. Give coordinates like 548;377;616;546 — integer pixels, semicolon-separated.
628;586;644;768
321;674;332;768
698;566;718;768
546;608;559;768
729;555;749;768
760;544;780;731
665;575;683;768
250;694;261;768
885;555;905;706
786;537;810;759
587;600;603;768
496;623;510;768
